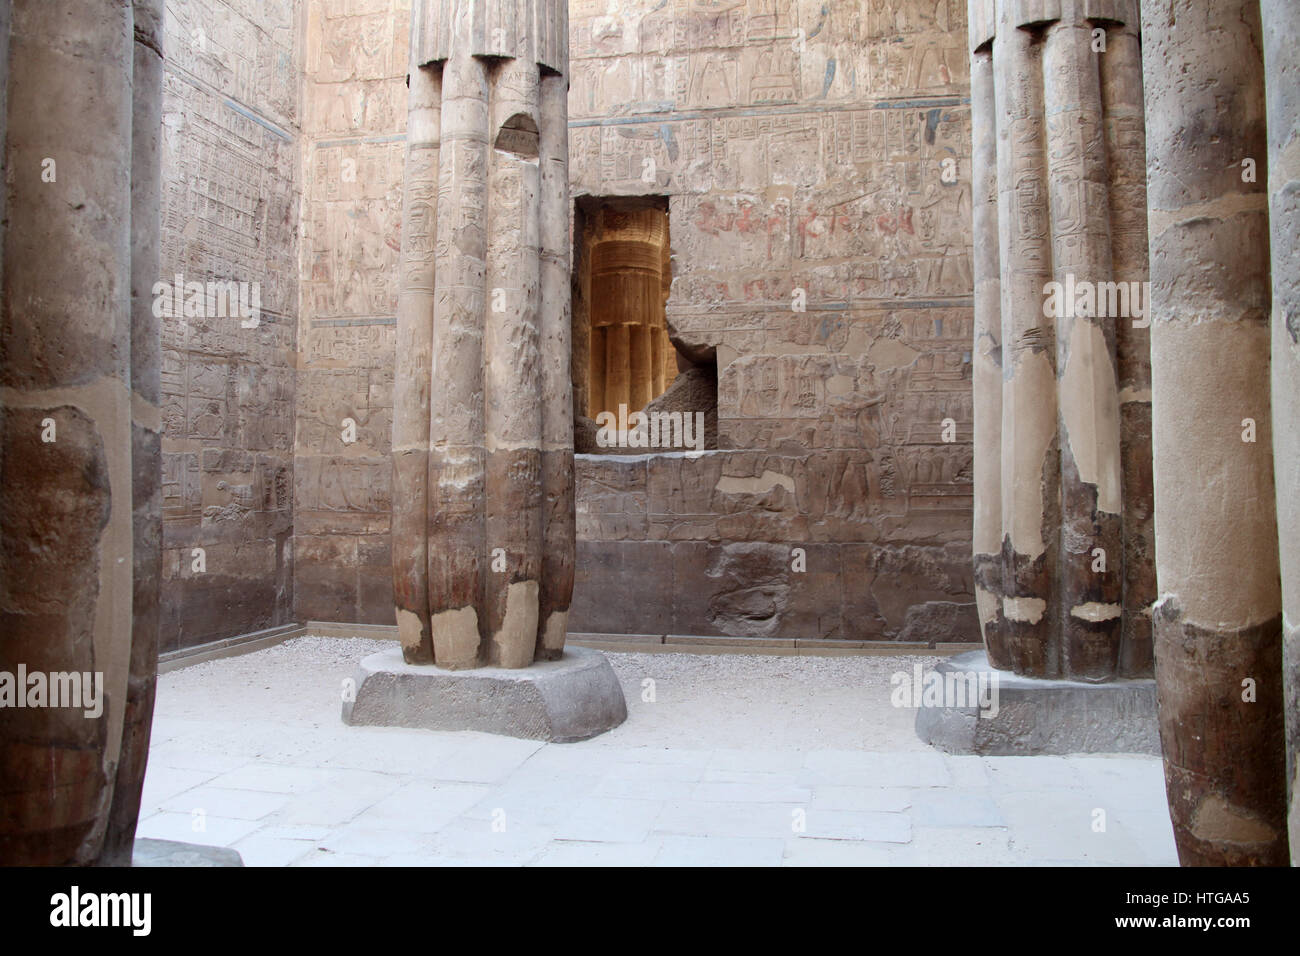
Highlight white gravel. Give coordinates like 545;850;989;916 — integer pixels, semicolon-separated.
158;636;941;753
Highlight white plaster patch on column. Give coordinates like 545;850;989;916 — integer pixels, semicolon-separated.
1190;794;1279;845
494;578;540;669
1060;318;1123;514
430;605;481;666
1117;385;1152;403
1002;349;1057;559
1003;596;1048;623
1070;602;1123;622
539;609;568;654
396;608;425;653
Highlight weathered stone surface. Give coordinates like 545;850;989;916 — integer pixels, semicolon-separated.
971;0;1150;681
292;0;981;644
133;838;244;867
103;0;167;868
159;0;299;652
916;650;1159;756
1142;0;1287;867
388;0;574;670
0;0;161;866
1262;0;1300;867
342;646;627;742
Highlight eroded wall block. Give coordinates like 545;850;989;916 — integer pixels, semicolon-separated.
1142;0;1287;866
0;0;163;865
1262;0;1299;866
969;0;1153;681
394;0;573;668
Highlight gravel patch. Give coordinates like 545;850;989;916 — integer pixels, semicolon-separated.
157;636;944;753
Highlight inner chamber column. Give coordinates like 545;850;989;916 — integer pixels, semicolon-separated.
1141;0;1287;865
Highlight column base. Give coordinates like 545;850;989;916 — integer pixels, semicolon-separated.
342;645;628;743
914;650;1160;755
132;838;244;867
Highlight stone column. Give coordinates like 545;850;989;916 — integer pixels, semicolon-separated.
971;0;1152;681
1262;0;1300;865
392;60;442;663
399;0;576;669
603;323;630;414
484;56;543;669
628;324;652;410
1142;0;1287;865
103;0;165;866
969;9;1004;666
588;323;605;417
1100;10;1154;678
538;67;574;658
651;327;665;396
0;0;152;864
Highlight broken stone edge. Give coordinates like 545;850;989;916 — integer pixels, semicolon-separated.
342;645;628;743
132;838;244;867
915;650;1160;756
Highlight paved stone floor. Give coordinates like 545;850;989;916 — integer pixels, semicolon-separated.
138;637;1178;866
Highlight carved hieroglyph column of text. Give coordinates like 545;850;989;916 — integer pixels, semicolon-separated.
971;0;1151;681
1142;0;1287;866
1262;0;1300;865
395;0;572;669
0;0;161;864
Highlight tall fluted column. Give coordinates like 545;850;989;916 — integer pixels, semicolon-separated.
969;10;1004;665
970;0;1152;681
993;4;1059;676
537;67;574;658
604;323;631;413
1142;0;1287;866
588;324;606;418
397;0;573;669
103;0;165;866
1044;14;1123;680
1262;0;1300;865
0;0;159;864
1100;11;1154;679
392;62;441;663
628;323;652;410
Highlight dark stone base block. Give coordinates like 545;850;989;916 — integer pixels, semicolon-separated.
342;646;628;742
915;650;1160;755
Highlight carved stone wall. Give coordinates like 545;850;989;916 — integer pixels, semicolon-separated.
289;0;978;642
293;0;409;625
158;0;302;651
567;0;979;641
